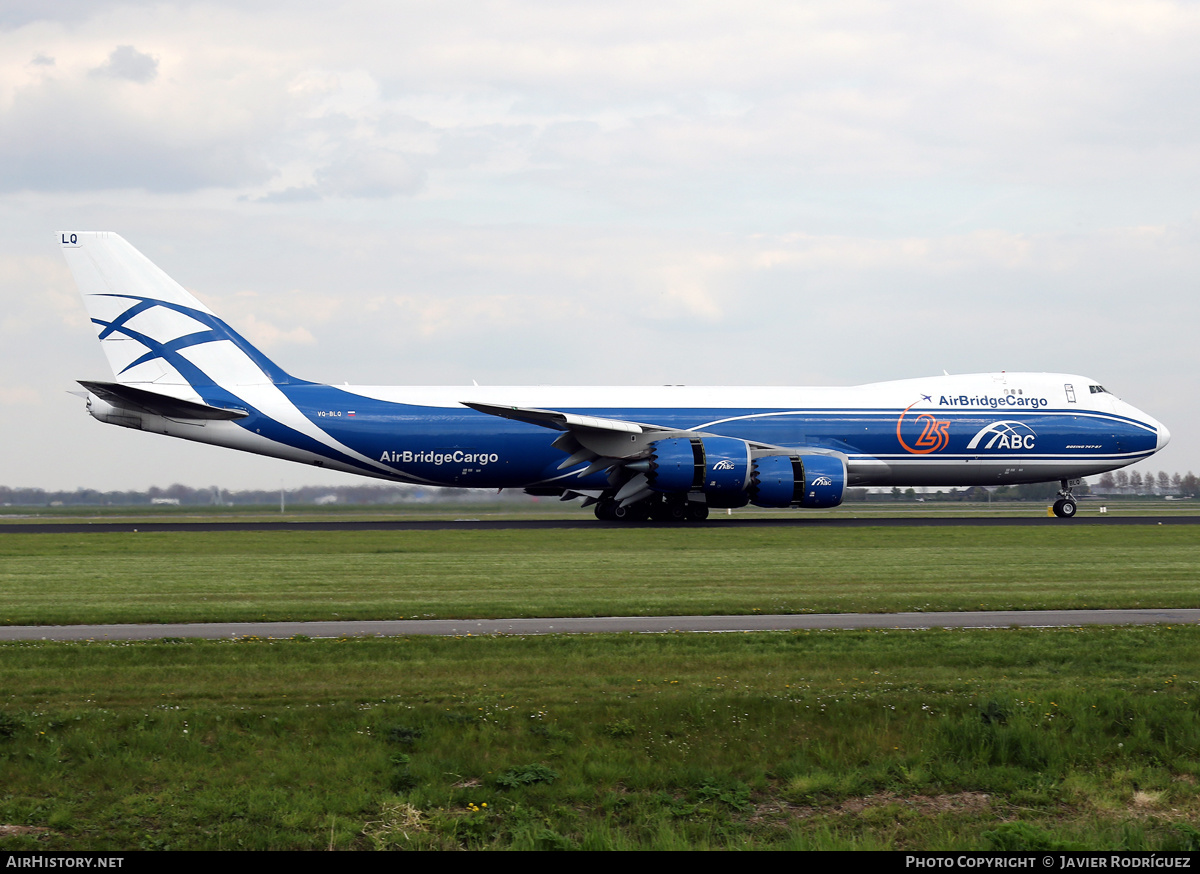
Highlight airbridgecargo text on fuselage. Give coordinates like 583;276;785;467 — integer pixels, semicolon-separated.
940;395;1048;409
380;450;500;465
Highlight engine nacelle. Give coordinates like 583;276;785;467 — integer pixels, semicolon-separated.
748;453;846;509
797;455;846;507
645;437;700;492
747;454;801;507
697;435;751;495
646;435;750;496
645;437;844;509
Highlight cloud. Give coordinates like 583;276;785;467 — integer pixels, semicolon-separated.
0;253;84;334
0;386;42;406
233;313;316;350
3;3;1198;209
0;83;276;191
1;2;1199;489
314;148;426;198
90;45;157;82
251;186;322;204
259;145;428;201
0;48;285;192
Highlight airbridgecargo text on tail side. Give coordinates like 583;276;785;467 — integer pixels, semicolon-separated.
60;232;1170;521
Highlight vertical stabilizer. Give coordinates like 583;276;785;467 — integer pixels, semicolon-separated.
59;231;294;388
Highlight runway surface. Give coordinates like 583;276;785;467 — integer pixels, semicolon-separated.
2;514;1198;534
3;609;1198;642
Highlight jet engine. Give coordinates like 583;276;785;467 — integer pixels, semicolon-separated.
747;453;846;508
644;436;845;508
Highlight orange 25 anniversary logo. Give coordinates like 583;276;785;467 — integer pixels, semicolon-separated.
896;399;950;454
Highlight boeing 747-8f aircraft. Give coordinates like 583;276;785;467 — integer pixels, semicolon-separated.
61;232;1169;520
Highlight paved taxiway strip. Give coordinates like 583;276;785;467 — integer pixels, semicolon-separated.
2;515;1199;534
3;609;1198;642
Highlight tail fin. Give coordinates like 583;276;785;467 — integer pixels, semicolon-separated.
60;232;296;388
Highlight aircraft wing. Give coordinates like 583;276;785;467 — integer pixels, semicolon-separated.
463;400;823;508
463;400;680;481
461;401;669;436
463;400;787;450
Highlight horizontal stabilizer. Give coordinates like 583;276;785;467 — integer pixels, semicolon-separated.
79;380;249;420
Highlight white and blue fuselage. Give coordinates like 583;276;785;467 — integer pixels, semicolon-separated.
63;232;1169;520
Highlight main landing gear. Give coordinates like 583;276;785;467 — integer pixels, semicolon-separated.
1051;479;1079;518
593;495;709;523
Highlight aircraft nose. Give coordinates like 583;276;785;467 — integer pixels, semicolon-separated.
1157;422;1171;451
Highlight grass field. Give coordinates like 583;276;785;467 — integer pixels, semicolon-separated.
2;628;1199;850
1;525;1197;626
1;522;1198;850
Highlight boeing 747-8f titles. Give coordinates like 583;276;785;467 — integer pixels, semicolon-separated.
61;232;1170;520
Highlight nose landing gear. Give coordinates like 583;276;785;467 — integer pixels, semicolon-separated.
1052;479;1080;518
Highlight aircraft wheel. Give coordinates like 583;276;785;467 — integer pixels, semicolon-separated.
685;503;710;522
647;498;675;522
612;501;651;523
664;500;689;522
594;500;618;521
1055;499;1077;518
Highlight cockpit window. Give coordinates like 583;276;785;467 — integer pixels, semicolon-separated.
1089;385;1107;394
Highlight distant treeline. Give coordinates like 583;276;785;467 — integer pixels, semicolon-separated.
846;482;1081;502
849;470;1199;502
3;471;1196;508
0;483;538;508
1094;470;1200;496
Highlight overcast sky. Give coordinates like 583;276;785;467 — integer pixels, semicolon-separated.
1;1;1197;492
